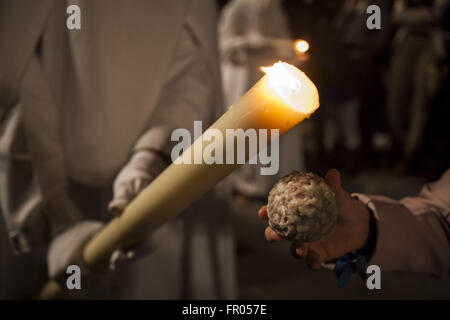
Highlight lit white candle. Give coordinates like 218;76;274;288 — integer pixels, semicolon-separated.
83;61;320;270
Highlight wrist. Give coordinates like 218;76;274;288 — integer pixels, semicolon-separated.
130;149;168;173
353;196;377;256
362;207;377;261
353;198;371;249
332;201;377;288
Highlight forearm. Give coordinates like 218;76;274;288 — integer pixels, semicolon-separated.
355;193;450;277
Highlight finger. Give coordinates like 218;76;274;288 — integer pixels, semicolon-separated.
291;243;308;259
295;244;309;258
108;198;128;215
258;206;268;220
133;178;150;195
133;179;143;195
305;250;322;270
325;169;342;194
325;169;351;203
264;226;281;242
302;224;362;266
109;185;133;214
264;227;272;242
114;182;133;202
269;228;282;242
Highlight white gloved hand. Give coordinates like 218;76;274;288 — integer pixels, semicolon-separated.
108;223;168;270
47;220;104;287
47;218;168;287
245;32;268;50
108;150;167;215
46;151;169;291
107;149;168;269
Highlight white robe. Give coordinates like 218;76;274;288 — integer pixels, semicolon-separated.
219;0;306;197
0;0;236;299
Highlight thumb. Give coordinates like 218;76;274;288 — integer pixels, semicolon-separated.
108;185;133;215
108;198;128;216
325;169;344;198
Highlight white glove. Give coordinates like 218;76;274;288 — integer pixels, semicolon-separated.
47;220;104;285
108;222;168;270
107;149;168;269
47;218;168;288
47;150;169;286
245;32;268;50
108;150;167;215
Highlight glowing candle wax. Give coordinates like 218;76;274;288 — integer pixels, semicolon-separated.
82;61;320;270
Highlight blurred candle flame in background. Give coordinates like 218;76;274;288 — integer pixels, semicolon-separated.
295;39;309;54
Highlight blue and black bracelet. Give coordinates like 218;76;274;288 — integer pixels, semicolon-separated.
333;207;377;288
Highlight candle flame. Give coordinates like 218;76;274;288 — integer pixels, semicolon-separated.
261;62;319;115
295;40;309;53
261;63;302;95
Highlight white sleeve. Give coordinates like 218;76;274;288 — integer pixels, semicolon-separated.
133;25;216;159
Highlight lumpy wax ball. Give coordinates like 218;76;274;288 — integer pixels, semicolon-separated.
266;171;338;243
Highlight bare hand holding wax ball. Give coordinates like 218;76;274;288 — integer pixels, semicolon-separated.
259;169;371;270
267;171;338;243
